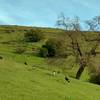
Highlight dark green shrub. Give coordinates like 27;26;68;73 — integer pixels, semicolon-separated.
89;74;100;84
39;37;67;57
45;38;60;57
88;62;100;84
24;29;44;42
39;47;48;57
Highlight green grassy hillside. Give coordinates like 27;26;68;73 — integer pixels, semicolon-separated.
0;25;100;100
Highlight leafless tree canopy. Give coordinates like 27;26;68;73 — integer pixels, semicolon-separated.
56;13;100;79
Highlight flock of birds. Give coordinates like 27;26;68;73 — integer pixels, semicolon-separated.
0;56;70;83
52;71;70;83
24;61;70;83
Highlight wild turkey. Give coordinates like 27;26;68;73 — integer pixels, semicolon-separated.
0;56;3;59
24;62;27;65
65;76;70;83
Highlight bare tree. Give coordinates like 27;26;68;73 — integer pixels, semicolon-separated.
85;20;96;31
56;14;100;79
56;12;70;30
71;16;81;31
85;16;100;31
56;13;81;31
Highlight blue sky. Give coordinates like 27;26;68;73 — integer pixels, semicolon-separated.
0;0;100;27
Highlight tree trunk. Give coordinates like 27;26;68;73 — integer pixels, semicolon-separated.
76;64;86;79
76;58;86;79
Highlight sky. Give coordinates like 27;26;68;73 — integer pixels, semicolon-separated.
0;0;100;27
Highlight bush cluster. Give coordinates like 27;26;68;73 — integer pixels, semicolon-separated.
24;29;44;42
39;38;67;57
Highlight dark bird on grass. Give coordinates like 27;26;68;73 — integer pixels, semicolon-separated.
0;56;3;59
65;76;70;83
24;61;27;65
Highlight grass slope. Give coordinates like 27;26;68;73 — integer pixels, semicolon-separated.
0;57;100;100
0;25;100;100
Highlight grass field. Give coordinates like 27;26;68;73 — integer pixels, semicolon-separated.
0;25;100;100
